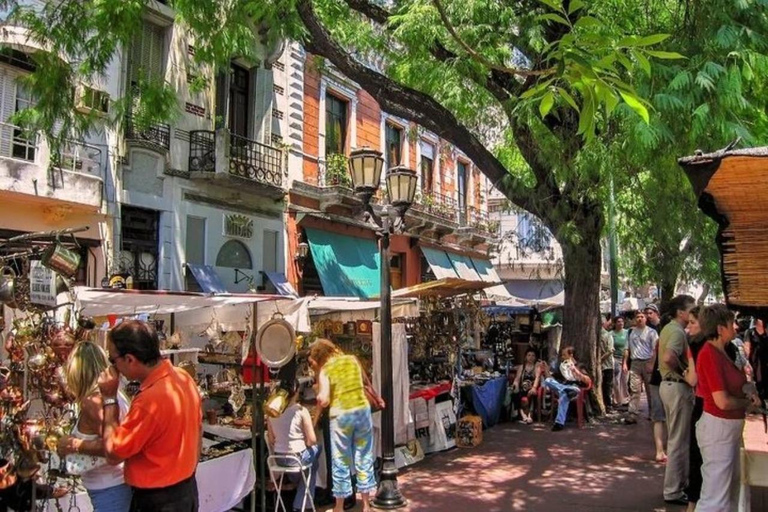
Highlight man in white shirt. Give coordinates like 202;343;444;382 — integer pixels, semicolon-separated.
624;311;659;422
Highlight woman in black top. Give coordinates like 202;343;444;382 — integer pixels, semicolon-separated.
511;348;542;424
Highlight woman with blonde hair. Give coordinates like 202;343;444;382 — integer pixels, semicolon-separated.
56;341;131;512
309;339;375;512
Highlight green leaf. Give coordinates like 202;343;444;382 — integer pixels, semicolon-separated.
537;0;564;12
574;16;601;30
539;91;555;117
645;50;686;60
537;13;570;26
620;91;650;123
633;50;651;76
568;0;585;14
556;87;579;111
578;90;595;136
634;34;671;47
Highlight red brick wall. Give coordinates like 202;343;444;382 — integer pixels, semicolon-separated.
357;90;381;149
303;58;321;185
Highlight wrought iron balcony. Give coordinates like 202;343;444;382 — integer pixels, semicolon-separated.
414;191;457;221
125;115;171;150
229;133;283;187
188;129;284;193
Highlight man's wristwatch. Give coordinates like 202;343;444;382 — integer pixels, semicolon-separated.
103;396;118;407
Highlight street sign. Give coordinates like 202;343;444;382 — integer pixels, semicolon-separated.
30;260;57;307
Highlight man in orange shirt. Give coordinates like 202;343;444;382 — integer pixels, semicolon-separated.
98;320;202;511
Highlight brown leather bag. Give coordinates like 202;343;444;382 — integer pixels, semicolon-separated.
361;366;386;412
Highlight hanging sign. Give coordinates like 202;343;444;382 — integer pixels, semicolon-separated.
30;261;57;307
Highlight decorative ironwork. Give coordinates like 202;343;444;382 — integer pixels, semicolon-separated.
120;206;159;290
189;130;216;172
125;115;171;150
228;133;283;187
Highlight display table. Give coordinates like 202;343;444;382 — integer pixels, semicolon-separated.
409;381;452;401
50;448;255;512
739;415;768;511
204;422;253;441
462;376;507;428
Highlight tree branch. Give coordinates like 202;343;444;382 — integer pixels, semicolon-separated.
296;0;539;212
431;0;553;78
340;0;521;103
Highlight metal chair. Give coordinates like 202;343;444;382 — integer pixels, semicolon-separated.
266;454;316;512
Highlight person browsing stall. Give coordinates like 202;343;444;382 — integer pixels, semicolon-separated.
695;304;761;512
98;320;203;512
267;379;321;512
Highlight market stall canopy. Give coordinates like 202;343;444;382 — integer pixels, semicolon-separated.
304;228;380;299
306;296;419;318
74;287;294;316
679;146;768;314
391;277;494;298
420;246;511;298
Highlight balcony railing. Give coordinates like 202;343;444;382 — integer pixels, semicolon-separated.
125;115;171;150
416;191;457;221
189;130;215;173
229;133;283;187
466;205;498;234
188;129;284;189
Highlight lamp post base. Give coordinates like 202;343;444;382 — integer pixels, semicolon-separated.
372;460;407;510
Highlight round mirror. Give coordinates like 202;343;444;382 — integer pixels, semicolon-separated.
254;315;296;368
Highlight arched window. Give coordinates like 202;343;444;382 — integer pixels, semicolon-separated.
216;240;252;268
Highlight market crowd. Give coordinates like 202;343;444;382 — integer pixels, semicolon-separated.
510;295;763;512
51;319;375;512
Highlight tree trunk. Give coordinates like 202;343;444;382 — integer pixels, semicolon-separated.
661;278;678;305
560;220;604;412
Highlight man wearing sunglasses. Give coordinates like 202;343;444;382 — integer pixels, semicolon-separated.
98;320;202;511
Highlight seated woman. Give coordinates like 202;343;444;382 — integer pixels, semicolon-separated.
543;346;592;431
511;348;542;424
266;380;321;512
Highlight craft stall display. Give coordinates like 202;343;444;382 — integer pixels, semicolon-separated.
0;227;105;511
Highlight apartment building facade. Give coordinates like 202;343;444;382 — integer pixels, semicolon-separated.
284;49;500;298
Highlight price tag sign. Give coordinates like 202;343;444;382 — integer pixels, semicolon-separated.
30;260;57;307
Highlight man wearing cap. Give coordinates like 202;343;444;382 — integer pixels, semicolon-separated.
98;320;202;511
645;303;662;333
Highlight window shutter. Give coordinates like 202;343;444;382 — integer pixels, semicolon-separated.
420;141;434;160
0;68;13;156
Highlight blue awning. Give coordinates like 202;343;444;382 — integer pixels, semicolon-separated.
264;271;298;297
421;247;459;280
186;264;228;294
470;257;501;284
446;252;481;281
505;279;564;302
305;228;380;299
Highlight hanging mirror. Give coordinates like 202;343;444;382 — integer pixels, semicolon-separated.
254;312;296;368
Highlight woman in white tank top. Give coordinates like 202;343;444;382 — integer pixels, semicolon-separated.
267;380;321;512
56;342;132;512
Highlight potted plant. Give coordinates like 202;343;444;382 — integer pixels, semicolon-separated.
325;153;351;187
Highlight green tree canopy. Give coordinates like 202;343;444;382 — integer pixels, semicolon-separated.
8;0;768;378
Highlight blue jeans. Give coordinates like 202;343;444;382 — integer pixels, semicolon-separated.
330;408;376;499
543;377;580;426
276;445;321;510
88;483;132;512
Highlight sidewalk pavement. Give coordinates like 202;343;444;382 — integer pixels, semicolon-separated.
322;409;679;512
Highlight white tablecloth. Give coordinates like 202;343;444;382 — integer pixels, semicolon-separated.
51;449;256;512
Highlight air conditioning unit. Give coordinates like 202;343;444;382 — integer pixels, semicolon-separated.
75;84;110;115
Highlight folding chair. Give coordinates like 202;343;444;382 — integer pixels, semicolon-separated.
266;454;316;512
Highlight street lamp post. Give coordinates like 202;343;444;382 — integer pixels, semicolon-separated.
348;148;417;509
